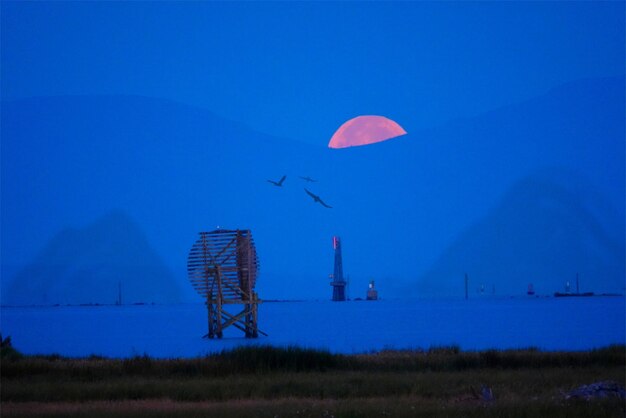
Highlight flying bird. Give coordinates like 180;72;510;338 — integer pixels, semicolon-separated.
267;175;286;187
299;176;317;183
304;188;332;208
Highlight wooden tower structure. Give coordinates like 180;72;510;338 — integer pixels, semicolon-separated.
187;229;264;338
330;236;347;301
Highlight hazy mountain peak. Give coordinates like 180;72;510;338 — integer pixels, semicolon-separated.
415;173;624;298
3;211;182;305
1;76;623;301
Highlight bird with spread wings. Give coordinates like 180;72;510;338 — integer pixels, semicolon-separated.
304;188;332;208
267;175;286;187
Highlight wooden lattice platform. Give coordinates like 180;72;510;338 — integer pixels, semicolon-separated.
187;229;264;338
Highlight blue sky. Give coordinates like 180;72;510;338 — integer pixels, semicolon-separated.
1;2;624;303
2;1;624;145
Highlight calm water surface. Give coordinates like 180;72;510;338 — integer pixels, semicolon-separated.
1;297;624;357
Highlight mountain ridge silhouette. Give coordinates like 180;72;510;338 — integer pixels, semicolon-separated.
4;210;182;305
2;75;623;300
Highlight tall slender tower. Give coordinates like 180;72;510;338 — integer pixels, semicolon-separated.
330;236;346;301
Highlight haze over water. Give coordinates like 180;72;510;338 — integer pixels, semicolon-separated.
2;298;624;358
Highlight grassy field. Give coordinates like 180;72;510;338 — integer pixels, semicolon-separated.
1;345;624;417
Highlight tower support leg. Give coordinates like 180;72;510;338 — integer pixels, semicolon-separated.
207;302;215;338
244;299;258;338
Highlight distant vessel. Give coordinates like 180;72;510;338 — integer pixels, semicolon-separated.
527;284;535;296
554;292;594;297
366;280;378;301
554;274;595;297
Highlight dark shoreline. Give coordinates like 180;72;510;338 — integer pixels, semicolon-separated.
2;345;624;418
3;343;624;368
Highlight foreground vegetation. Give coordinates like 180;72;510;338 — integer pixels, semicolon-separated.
2;344;624;417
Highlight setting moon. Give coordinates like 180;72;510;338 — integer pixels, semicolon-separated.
328;115;407;149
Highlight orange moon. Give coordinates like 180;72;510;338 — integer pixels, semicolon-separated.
328;115;407;149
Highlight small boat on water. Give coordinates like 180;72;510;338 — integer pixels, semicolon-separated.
554;274;594;297
527;284;535;296
554;291;595;297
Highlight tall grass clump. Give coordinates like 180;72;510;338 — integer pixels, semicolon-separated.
211;345;340;373
1;345;623;380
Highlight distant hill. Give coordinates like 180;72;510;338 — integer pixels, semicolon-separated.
1;76;623;300
0;94;332;302
4;211;181;305
415;175;625;297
